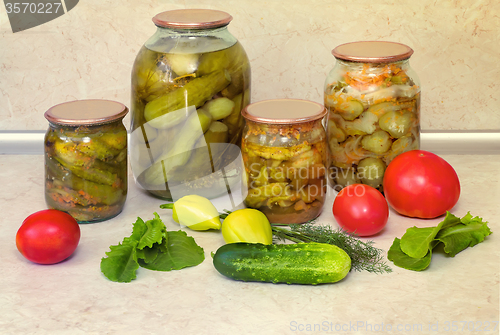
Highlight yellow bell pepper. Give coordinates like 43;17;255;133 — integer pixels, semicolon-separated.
160;195;221;231
221;209;273;245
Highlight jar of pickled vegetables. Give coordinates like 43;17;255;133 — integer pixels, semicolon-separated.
44;100;128;223
130;9;251;201
241;99;328;224
324;41;421;192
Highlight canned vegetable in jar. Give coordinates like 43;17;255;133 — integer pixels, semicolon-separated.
44;100;128;223
241;99;328;224
324;41;420;192
130;9;251;201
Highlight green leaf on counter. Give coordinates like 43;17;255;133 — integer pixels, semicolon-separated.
130;213;167;250
387;238;432;271
100;241;140;283
138;231;205;271
436;215;492;257
100;214;204;283
399;212;461;259
136;245;160;264
388;211;492;271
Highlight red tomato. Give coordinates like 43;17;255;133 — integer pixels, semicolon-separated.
16;209;81;265
332;184;389;236
383;150;460;219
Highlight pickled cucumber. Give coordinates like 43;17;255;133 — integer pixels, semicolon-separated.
144;70;230;128
45;122;127;222
242;119;327;224
325;61;420;191
130;42;251;200
144;109;213;185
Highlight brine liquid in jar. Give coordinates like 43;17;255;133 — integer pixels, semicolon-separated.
44;100;128;223
130;9;251;201
324;41;421;192
241;99;328;224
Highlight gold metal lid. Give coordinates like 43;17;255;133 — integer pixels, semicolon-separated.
44;99;128;126
242;99;327;124
332;41;414;63
152;9;233;29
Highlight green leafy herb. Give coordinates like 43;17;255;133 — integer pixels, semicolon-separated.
388;211;492;271
271;222;392;274
139;231;205;271
100;213;205;282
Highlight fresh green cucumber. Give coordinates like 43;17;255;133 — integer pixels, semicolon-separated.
213;242;351;285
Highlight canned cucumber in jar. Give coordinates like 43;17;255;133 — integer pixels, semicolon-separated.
44;100;128;223
130;9;251;201
324;41;421;192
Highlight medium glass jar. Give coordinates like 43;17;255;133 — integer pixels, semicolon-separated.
44;100;128;223
324;41;420;192
130;9;251;201
241;99;328;224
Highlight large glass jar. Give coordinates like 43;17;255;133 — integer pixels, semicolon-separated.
324;41;420;192
130;9;251;201
241;99;328;224
44;100;128;223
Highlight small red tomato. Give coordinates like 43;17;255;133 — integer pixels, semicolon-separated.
383;150;460;219
332;184;389;236
16;209;81;264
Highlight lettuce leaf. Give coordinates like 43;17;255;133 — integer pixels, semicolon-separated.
129;213;167;250
400;212;461;259
388;238;433;271
139;231;205;271
101;214;205;282
436;215;492;257
100;240;140;283
388;212;492;271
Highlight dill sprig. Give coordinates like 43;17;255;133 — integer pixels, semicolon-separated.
272;222;392;274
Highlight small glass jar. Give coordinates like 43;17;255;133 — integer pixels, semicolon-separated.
44;100;128;223
130;9;251;201
241;99;328;224
324;41;421;192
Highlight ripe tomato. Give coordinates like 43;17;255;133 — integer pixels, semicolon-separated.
332;184;389;236
16;209;81;265
383;150;460;219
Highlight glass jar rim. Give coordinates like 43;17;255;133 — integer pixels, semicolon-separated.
332;41;414;63
242;99;327;125
152;9;233;29
44;99;128;126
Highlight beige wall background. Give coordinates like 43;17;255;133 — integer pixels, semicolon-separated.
0;0;499;131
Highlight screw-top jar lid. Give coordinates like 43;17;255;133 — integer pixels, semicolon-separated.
152;9;233;29
44;99;128;126
242;99;327;125
332;41;414;63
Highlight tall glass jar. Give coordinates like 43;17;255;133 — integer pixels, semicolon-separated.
241;99;328;224
130;9;251;201
324;41;420;192
44;100;128;223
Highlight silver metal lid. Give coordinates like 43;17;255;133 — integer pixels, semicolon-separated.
44;99;128;126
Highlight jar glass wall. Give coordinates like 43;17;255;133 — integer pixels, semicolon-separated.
324;41;420;192
130;9;251;201
241;99;328;224
44;100;128;223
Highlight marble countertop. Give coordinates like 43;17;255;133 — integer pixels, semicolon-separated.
1;154;498;335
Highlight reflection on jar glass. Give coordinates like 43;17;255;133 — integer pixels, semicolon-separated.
44;100;128;223
324;41;420;192
241;99;328;224
129;9;251;201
